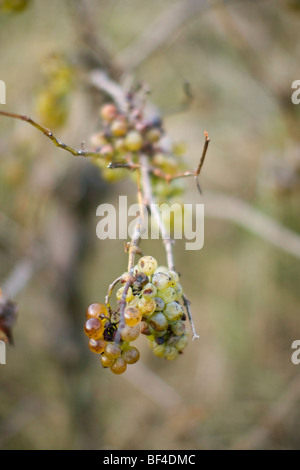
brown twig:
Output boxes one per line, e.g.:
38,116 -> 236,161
0,110 -> 101,158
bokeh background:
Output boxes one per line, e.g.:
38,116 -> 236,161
1,0 -> 300,450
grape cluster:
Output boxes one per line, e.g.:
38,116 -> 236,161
90,102 -> 187,196
84,255 -> 188,374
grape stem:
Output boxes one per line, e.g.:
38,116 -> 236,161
105,276 -> 123,315
139,154 -> 199,340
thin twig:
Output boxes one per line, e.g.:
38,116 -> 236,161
183,294 -> 200,341
140,154 -> 199,339
105,276 -> 123,315
0,110 -> 101,158
140,154 -> 175,271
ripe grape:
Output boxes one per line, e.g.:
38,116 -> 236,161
138,297 -> 156,317
157,287 -> 177,304
138,256 -> 158,276
141,282 -> 157,298
122,346 -> 140,364
110,357 -> 127,374
124,306 -> 142,326
125,130 -> 143,152
116,286 -> 134,302
152,272 -> 172,291
111,118 -> 127,136
149,312 -> 168,332
163,301 -> 183,321
175,334 -> 188,351
146,128 -> 161,143
104,342 -> 121,359
100,354 -> 115,368
140,320 -> 151,335
86,302 -> 108,319
170,320 -> 186,336
152,343 -> 166,358
84,318 -> 104,339
89,338 -> 106,354
174,283 -> 183,299
120,323 -> 141,342
100,103 -> 117,122
168,270 -> 179,286
153,266 -> 169,275
154,296 -> 165,312
164,345 -> 178,360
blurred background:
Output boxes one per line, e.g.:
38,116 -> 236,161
0,0 -> 300,450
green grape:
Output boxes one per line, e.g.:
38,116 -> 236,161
122,346 -> 140,364
114,138 -> 126,153
170,320 -> 186,336
100,103 -> 117,122
174,283 -> 183,299
110,357 -> 127,374
138,256 -> 158,276
104,342 -> 121,359
149,312 -> 168,332
120,323 -> 141,342
146,127 -> 161,143
175,333 -> 188,351
164,345 -> 179,360
154,296 -> 165,312
147,335 -> 156,349
153,266 -> 169,275
148,325 -> 168,338
124,306 -> 142,326
152,343 -> 166,358
84,318 -> 104,339
111,118 -> 127,136
157,287 -> 177,304
163,301 -> 183,321
125,130 -> 143,152
141,282 -> 157,298
168,270 -> 179,286
152,272 -> 172,291
138,297 -> 156,317
100,354 -> 115,368
116,286 -> 134,302
89,338 -> 106,354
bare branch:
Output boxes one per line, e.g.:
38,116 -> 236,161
0,110 -> 101,158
